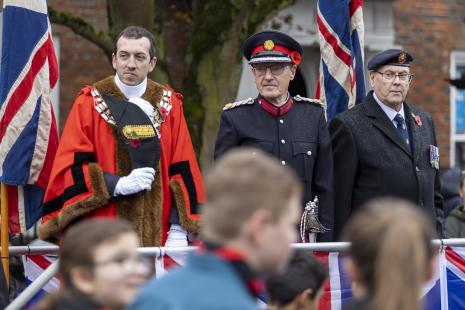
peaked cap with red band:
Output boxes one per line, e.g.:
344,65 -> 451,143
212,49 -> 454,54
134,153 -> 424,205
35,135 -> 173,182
243,30 -> 303,65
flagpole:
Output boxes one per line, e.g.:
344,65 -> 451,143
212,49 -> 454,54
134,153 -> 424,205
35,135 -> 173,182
0,183 -> 9,287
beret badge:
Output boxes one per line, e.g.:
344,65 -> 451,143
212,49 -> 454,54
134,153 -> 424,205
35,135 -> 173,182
398,52 -> 407,64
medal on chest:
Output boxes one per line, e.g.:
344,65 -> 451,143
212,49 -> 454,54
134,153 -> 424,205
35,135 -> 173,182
429,145 -> 439,170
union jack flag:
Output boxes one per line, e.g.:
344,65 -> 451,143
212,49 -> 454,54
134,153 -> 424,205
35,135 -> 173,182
316,0 -> 365,120
314,252 -> 352,309
439,246 -> 465,309
0,0 -> 59,234
23,250 -> 59,306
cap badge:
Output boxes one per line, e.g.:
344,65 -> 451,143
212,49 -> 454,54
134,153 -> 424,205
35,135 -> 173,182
398,52 -> 407,64
264,40 -> 275,51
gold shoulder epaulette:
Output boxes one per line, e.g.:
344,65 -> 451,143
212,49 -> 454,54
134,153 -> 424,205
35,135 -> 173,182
223,98 -> 254,111
293,95 -> 322,105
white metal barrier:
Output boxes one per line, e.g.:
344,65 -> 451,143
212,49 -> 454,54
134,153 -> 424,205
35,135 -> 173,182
5,239 -> 465,310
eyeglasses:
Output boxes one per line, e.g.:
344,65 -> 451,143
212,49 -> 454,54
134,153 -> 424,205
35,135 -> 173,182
374,71 -> 414,83
94,254 -> 149,271
252,64 -> 289,76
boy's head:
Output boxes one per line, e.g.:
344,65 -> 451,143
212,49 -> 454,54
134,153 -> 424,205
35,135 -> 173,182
265,250 -> 327,310
202,148 -> 302,276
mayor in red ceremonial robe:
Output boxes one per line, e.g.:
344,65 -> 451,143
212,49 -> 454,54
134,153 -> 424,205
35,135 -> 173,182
39,26 -> 204,246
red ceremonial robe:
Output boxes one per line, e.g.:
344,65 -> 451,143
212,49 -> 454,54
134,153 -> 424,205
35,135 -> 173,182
39,76 -> 204,246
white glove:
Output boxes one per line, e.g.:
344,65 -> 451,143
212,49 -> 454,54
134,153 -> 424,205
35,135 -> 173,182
129,97 -> 155,117
165,224 -> 188,247
114,167 -> 155,196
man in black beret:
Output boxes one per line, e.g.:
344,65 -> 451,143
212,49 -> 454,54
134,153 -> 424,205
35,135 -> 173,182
214,30 -> 334,242
329,49 -> 444,239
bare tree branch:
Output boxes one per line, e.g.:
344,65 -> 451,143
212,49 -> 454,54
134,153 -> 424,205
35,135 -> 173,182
107,0 -> 155,34
48,5 -> 114,63
247,0 -> 297,34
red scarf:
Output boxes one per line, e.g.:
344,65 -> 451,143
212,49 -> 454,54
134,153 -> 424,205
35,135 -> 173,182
200,243 -> 264,298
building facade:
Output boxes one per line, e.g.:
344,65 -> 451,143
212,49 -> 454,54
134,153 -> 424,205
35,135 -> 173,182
2,0 -> 463,168
237,0 -> 465,169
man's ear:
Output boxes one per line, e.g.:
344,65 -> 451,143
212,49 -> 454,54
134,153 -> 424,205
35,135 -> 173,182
368,71 -> 376,88
297,288 -> 313,305
148,57 -> 157,73
289,65 -> 297,80
70,267 -> 95,295
112,53 -> 117,70
243,208 -> 272,245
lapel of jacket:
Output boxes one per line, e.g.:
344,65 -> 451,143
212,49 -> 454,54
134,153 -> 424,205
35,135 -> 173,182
404,104 -> 422,163
363,92 -> 413,158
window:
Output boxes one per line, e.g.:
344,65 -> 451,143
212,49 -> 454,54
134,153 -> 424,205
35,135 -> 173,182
450,51 -> 465,169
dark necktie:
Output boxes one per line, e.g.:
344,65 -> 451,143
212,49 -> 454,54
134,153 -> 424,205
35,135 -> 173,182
393,113 -> 411,151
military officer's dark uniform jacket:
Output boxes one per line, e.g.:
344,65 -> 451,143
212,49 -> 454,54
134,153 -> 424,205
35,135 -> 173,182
214,95 -> 334,241
329,91 -> 444,239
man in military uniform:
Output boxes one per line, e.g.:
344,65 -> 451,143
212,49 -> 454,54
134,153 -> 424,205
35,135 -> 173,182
329,49 -> 444,239
214,30 -> 334,242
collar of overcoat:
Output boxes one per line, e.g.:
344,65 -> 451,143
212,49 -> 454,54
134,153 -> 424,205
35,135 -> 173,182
363,91 -> 422,162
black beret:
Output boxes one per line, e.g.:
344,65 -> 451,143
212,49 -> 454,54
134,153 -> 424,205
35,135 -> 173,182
243,30 -> 303,65
367,49 -> 414,71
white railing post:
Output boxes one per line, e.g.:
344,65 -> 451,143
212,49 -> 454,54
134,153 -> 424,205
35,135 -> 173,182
6,238 -> 465,307
6,260 -> 59,310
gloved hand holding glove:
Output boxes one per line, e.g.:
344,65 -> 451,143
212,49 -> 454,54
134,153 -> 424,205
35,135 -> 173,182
114,167 -> 155,196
